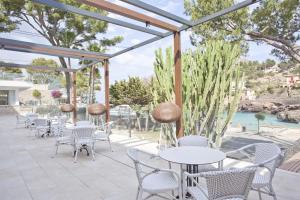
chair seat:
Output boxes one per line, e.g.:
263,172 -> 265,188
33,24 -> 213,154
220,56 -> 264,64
188,186 -> 243,200
93,131 -> 108,141
142,171 -> 178,193
57,136 -> 72,144
75,139 -> 94,146
252,167 -> 271,188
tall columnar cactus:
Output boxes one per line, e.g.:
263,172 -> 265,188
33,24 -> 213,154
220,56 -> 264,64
152,40 -> 243,147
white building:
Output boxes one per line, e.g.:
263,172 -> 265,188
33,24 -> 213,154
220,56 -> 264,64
0,80 -> 32,105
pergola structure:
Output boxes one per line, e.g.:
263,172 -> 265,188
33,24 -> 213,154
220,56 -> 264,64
0,0 -> 259,137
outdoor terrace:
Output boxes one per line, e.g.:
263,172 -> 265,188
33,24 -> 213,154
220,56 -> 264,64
1,115 -> 299,200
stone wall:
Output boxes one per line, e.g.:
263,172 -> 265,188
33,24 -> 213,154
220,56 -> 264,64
19,84 -> 54,105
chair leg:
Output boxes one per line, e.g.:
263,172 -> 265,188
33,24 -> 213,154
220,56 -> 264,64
91,145 -> 95,161
74,147 -> 79,163
108,138 -> 112,152
137,188 -> 143,200
269,185 -> 277,200
257,189 -> 263,200
136,187 -> 140,200
55,143 -> 59,155
178,186 -> 183,200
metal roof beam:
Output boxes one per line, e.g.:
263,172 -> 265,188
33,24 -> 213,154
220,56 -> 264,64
119,0 -> 193,26
111,0 -> 259,58
110,32 -> 172,58
0,38 -> 108,61
33,0 -> 165,37
77,0 -> 179,32
0,62 -> 76,72
77,60 -> 101,71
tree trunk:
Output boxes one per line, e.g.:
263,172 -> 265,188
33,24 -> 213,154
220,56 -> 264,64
257,120 -> 260,134
59,57 -> 71,103
91,66 -> 95,102
86,67 -> 93,120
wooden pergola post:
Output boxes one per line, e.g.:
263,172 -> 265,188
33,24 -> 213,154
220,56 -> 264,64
104,59 -> 110,122
72,71 -> 77,124
174,31 -> 183,138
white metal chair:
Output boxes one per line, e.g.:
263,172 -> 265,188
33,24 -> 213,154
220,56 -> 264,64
226,143 -> 283,200
127,148 -> 182,200
50,116 -> 68,136
178,135 -> 218,172
51,116 -> 74,157
33,118 -> 49,137
25,113 -> 38,129
16,115 -> 26,128
73,127 -> 95,162
184,168 -> 256,200
93,121 -> 114,152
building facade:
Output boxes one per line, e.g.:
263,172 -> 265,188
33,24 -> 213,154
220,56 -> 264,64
0,80 -> 32,105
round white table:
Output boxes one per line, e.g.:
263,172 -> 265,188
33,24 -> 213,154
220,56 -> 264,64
159,146 -> 226,166
159,146 -> 226,198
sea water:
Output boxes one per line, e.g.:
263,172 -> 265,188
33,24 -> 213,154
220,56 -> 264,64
231,112 -> 300,131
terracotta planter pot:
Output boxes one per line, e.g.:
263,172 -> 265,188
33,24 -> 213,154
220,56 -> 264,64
152,102 -> 181,123
88,103 -> 106,115
60,104 -> 74,112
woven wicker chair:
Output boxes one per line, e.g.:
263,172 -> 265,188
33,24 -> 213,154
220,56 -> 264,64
226,143 -> 283,200
73,127 -> 95,162
93,121 -> 114,152
184,168 -> 256,200
127,148 -> 182,200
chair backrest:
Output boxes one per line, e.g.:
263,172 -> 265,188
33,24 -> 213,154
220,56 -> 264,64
178,135 -> 208,147
34,118 -> 48,126
27,114 -> 38,121
51,117 -> 67,137
73,127 -> 94,142
127,148 -> 144,185
202,168 -> 256,200
76,120 -> 93,126
254,143 -> 281,173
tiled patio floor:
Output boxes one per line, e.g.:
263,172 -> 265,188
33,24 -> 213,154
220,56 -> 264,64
0,115 -> 300,200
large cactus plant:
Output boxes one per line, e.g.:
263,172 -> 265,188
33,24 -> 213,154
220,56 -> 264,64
152,40 -> 243,147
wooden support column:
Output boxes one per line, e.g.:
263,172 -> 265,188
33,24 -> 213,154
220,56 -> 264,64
104,59 -> 110,122
174,31 -> 183,138
72,71 -> 77,124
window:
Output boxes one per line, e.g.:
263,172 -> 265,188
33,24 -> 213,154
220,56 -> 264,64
0,90 -> 9,105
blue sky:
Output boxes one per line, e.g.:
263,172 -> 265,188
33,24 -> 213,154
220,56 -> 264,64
0,0 -> 276,87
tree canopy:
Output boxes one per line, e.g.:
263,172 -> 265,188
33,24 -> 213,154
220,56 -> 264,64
110,77 -> 153,107
28,58 -> 60,84
184,0 -> 300,62
0,0 -> 123,102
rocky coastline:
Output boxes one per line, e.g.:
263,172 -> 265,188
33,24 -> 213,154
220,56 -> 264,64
239,98 -> 300,123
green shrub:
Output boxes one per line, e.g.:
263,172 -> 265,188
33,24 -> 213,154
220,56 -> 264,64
267,86 -> 274,94
35,105 -> 60,116
32,89 -> 41,99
